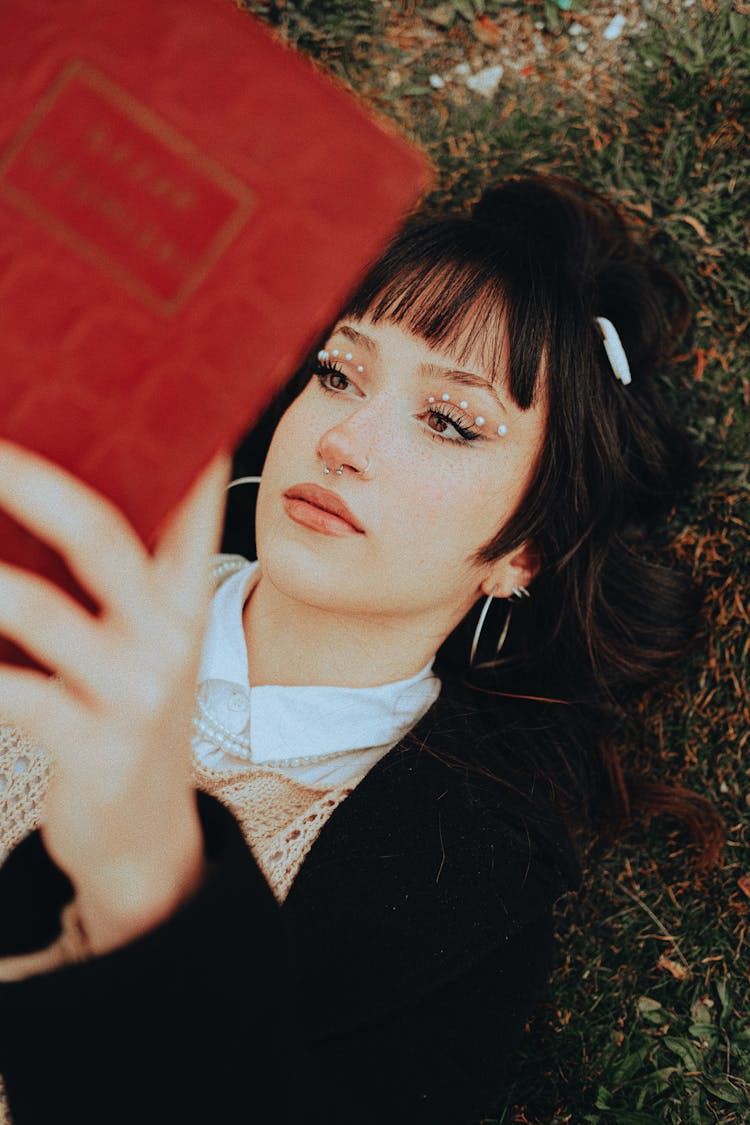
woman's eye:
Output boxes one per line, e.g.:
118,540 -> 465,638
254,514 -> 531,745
425,407 -> 481,445
314,362 -> 354,394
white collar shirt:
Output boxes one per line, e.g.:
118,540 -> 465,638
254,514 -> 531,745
193,559 -> 441,790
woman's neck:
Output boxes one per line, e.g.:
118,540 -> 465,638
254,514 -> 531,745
242,570 -> 441,688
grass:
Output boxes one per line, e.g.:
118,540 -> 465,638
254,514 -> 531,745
240,1 -> 749,1120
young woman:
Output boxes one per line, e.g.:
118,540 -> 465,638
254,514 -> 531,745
0,176 -> 720,1124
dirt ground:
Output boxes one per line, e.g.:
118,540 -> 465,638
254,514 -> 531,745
345,0 -> 718,108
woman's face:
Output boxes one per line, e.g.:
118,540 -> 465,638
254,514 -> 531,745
255,315 -> 547,644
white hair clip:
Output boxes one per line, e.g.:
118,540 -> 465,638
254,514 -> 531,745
595,316 -> 632,386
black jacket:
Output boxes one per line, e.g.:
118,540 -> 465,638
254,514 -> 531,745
0,689 -> 579,1125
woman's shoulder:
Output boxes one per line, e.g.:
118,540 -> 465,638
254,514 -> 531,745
290,680 -> 580,924
401,685 -> 581,891
283,683 -> 579,1030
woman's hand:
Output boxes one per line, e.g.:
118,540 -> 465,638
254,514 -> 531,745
0,442 -> 230,953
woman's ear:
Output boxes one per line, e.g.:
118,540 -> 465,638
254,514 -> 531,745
480,541 -> 540,599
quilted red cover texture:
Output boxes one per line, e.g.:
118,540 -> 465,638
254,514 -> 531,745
0,0 -> 430,662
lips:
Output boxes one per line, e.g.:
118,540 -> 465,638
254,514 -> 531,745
283,483 -> 365,533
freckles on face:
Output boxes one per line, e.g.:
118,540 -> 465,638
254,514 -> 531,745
256,316 -> 546,618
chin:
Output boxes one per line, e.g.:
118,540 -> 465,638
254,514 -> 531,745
257,534 -> 363,612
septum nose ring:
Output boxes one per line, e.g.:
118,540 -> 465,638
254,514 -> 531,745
321,457 -> 371,477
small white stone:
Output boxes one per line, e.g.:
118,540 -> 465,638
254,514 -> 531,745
475,416 -> 485,426
569,21 -> 584,35
459,400 -> 468,409
603,13 -> 626,39
357,365 -> 364,373
465,65 -> 504,98
332,349 -> 339,357
429,74 -> 445,90
345,352 -> 353,360
498,423 -> 508,436
442,393 -> 451,401
428,396 -> 435,403
318,350 -> 328,360
453,62 -> 471,77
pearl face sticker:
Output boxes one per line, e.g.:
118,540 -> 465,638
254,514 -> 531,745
319,344 -> 365,375
424,394 -> 509,442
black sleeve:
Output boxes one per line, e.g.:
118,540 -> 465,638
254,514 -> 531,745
0,794 -> 554,1125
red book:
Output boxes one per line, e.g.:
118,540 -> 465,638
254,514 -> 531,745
0,0 -> 431,662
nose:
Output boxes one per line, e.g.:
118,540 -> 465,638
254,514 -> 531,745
317,413 -> 373,479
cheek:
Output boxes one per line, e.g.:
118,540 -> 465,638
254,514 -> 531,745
264,390 -> 321,468
381,458 -> 487,560
396,453 -> 523,562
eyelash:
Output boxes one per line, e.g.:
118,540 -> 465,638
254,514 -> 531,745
314,360 -> 353,395
313,362 -> 482,447
425,403 -> 482,444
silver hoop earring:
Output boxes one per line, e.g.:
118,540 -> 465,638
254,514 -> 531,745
469,586 -> 531,669
226,475 -> 262,491
469,592 -> 496,667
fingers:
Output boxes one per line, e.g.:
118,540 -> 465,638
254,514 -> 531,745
153,452 -> 231,618
0,563 -> 108,695
0,443 -> 228,710
0,441 -> 149,625
0,665 -> 78,749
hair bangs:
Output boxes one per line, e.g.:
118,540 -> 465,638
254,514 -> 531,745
342,223 -> 549,410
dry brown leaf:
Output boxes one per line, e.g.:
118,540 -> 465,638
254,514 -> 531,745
738,874 -> 750,899
472,15 -> 502,47
424,4 -> 455,28
667,213 -> 711,243
658,954 -> 690,980
628,200 -> 654,219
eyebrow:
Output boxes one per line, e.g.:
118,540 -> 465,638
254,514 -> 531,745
335,324 -> 378,355
332,323 -> 507,413
415,363 -> 507,413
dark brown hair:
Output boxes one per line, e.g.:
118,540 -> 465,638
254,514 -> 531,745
227,175 -> 723,869
337,175 -> 723,868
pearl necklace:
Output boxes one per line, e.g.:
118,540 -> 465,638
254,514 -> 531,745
192,694 -> 367,769
199,554 -> 396,769
210,554 -> 251,584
